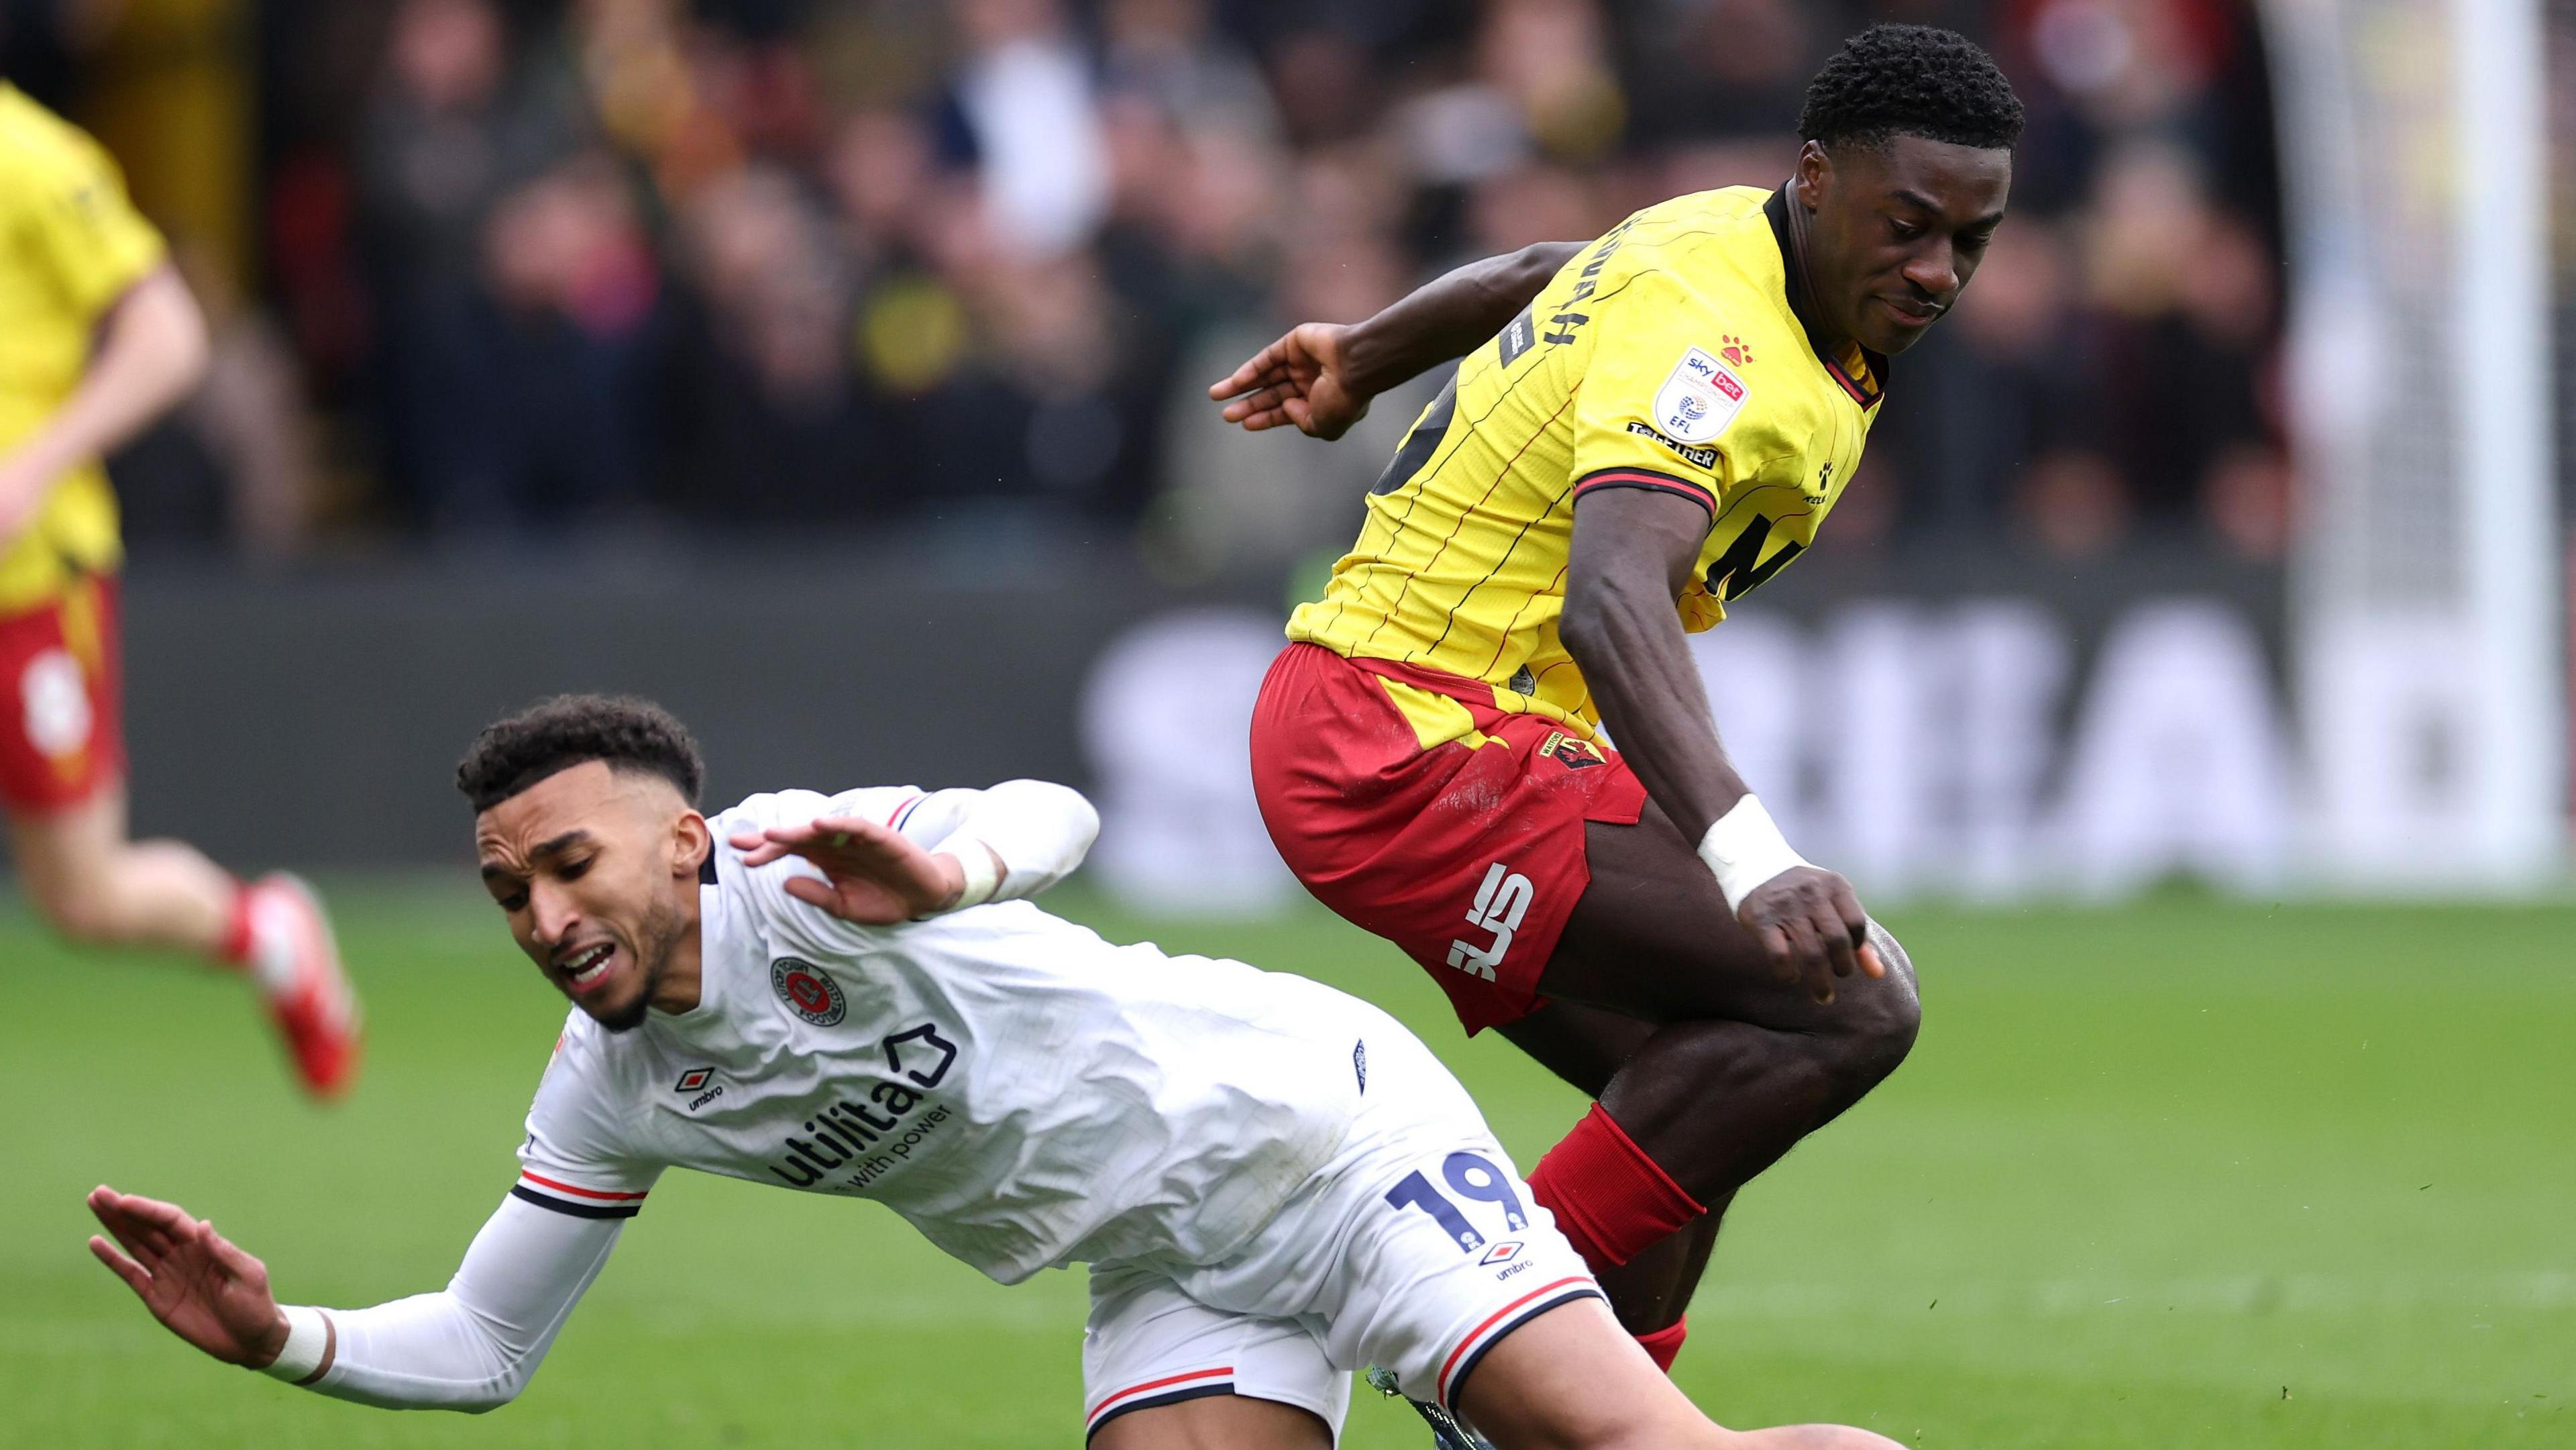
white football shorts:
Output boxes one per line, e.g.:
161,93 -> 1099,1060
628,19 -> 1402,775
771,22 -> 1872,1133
1081,1005 -> 1602,1441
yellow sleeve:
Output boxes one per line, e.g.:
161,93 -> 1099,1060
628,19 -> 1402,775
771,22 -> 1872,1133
9,134 -> 166,322
1566,268 -> 1750,517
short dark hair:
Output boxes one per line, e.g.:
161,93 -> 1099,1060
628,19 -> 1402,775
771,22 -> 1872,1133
1799,23 -> 2025,154
456,694 -> 704,813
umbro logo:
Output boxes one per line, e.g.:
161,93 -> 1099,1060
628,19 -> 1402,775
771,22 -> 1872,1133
675,1067 -> 722,1111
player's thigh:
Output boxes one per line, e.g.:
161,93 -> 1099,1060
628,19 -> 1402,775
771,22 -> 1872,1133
1451,1294 -> 1720,1449
1495,999 -> 1659,1098
1083,1263 -> 1346,1446
1546,798 -> 1919,1033
7,779 -> 127,905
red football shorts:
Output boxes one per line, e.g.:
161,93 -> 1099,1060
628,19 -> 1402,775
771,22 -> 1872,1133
1250,642 -> 1646,1034
0,573 -> 125,815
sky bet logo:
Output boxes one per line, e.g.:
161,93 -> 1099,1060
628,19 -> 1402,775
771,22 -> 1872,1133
1447,864 -> 1534,982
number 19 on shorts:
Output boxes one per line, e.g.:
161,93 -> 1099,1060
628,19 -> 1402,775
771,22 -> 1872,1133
1385,1151 -> 1528,1253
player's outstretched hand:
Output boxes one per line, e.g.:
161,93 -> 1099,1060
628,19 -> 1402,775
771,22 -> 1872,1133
1208,322 -> 1371,440
87,1186 -> 290,1369
728,815 -> 966,924
1737,866 -> 1884,1004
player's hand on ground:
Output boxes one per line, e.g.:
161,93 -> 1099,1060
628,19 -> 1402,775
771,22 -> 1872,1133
727,815 -> 964,923
87,1186 -> 290,1368
1208,323 -> 1371,439
1737,866 -> 1884,1003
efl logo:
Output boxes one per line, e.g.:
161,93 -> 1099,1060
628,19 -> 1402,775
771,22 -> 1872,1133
1446,864 -> 1534,982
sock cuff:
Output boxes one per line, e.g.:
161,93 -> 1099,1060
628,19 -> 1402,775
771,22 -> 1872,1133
1635,1318 -> 1689,1373
1527,1104 -> 1706,1269
217,880 -> 258,966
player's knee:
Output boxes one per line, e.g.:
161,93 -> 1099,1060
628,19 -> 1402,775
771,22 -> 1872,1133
1823,933 -> 1921,1084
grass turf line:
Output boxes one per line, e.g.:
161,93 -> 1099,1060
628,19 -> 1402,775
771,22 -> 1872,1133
5,886 -> 2568,1447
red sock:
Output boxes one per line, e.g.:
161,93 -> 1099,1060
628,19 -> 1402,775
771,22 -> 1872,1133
215,881 -> 258,968
1635,1318 -> 1688,1372
1525,1104 -> 1705,1272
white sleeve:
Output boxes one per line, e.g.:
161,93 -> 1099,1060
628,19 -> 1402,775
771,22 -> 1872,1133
847,780 -> 1101,905
286,1192 -> 625,1412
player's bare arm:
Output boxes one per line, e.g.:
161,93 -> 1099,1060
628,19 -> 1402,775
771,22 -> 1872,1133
0,266 -> 206,540
1561,488 -> 1880,994
1209,241 -> 1582,439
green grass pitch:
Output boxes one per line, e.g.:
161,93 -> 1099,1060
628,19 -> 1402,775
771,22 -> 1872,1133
5,884 -> 2569,1447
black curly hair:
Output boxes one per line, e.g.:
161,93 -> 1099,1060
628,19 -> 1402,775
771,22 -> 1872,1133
1799,23 -> 2024,154
457,694 -> 704,812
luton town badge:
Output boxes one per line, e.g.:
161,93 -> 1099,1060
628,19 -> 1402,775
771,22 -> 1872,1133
771,958 -> 847,1027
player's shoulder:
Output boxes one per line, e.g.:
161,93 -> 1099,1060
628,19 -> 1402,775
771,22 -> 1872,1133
706,784 -> 926,957
712,784 -> 927,835
1605,187 -> 1772,266
1574,191 -> 1771,317
0,85 -> 112,184
529,1008 -> 635,1130
1630,184 -> 1774,233
519,1006 -> 663,1189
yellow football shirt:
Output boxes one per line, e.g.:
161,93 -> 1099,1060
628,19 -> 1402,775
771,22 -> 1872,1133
0,83 -> 166,613
1288,185 -> 1885,741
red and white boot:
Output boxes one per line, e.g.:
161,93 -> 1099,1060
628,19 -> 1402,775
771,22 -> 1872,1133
238,874 -> 362,1098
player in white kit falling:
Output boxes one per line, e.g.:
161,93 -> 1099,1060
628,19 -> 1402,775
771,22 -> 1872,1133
84,696 -> 1900,1449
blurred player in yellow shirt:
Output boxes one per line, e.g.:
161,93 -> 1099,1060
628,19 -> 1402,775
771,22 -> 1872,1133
0,81 -> 359,1096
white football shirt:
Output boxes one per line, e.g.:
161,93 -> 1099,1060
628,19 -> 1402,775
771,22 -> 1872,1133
513,784 -> 1368,1283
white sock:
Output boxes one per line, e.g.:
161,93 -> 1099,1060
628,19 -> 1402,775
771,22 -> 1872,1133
245,888 -> 305,997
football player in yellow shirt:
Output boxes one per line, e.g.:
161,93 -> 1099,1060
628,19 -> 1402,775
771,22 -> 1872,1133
1214,24 -> 2017,1391
0,83 -> 360,1096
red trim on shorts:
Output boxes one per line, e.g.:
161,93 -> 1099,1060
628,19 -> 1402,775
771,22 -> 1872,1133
1085,1365 -> 1235,1425
1436,1277 -> 1597,1406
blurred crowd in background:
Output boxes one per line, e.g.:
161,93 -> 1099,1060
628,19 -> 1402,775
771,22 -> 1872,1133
0,0 -> 2390,572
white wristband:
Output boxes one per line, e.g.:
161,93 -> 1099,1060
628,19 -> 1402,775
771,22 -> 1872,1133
1695,794 -> 1811,913
941,838 -> 1003,913
259,1304 -> 331,1384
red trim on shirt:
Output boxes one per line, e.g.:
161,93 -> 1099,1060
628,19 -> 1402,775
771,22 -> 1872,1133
517,1171 -> 649,1202
1570,468 -> 1717,516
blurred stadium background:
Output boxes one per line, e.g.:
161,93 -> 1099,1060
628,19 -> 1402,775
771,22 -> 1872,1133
3,0 -> 2570,1445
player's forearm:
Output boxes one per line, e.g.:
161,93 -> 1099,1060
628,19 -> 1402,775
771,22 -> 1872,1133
274,1194 -> 621,1412
1339,242 -> 1582,397
1562,564 -> 1750,843
1,267 -> 207,484
931,779 -> 1100,901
